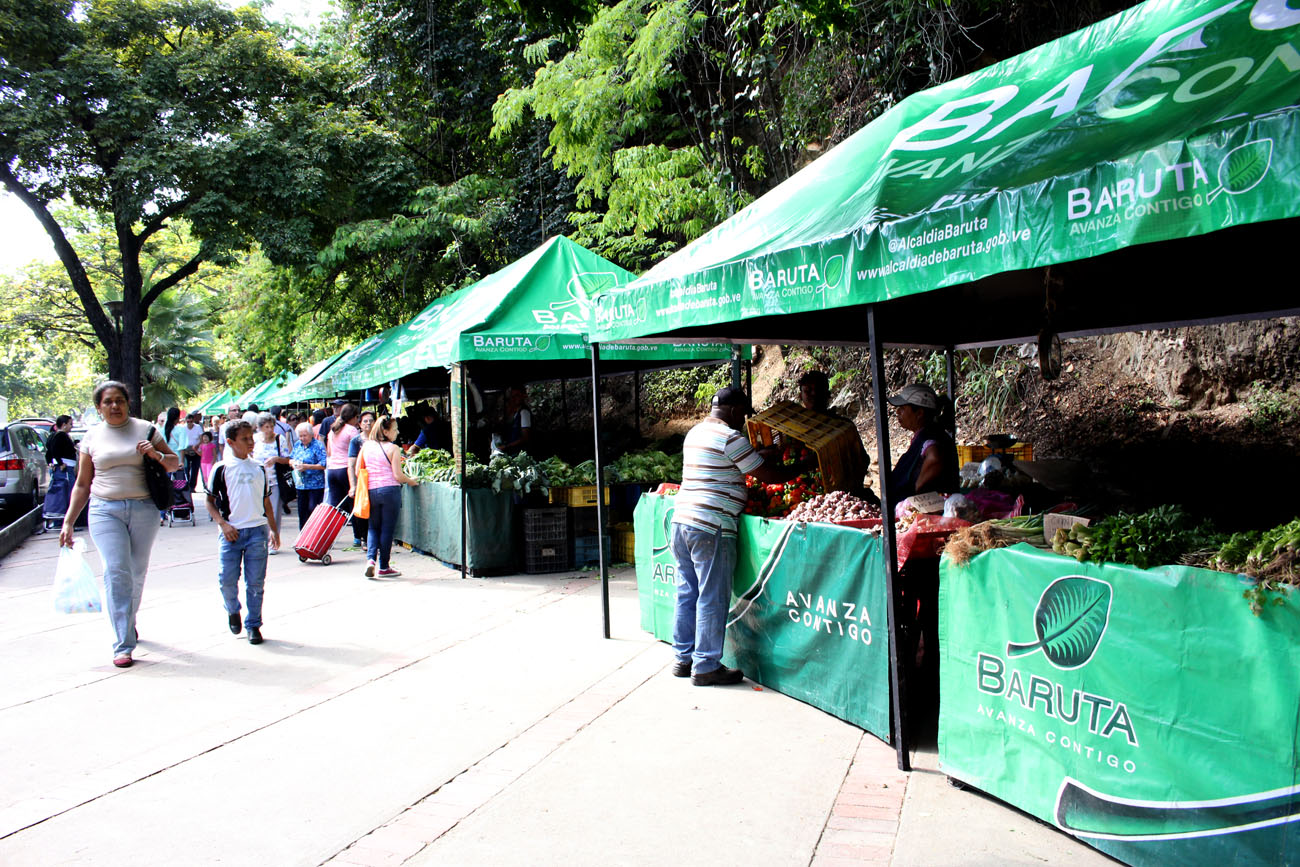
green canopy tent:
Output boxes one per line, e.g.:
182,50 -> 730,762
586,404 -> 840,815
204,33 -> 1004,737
326,235 -> 737,395
235,370 -> 293,410
323,235 -> 737,587
589,0 -> 1300,776
192,388 -> 234,416
258,351 -> 349,407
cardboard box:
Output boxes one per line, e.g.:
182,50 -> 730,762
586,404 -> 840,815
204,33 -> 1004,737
1043,513 -> 1090,544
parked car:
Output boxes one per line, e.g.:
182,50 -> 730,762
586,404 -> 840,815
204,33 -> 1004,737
0,423 -> 49,513
11,417 -> 55,433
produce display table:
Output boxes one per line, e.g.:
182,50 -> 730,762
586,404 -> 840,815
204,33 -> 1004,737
634,493 -> 890,739
394,482 -> 517,572
939,544 -> 1300,867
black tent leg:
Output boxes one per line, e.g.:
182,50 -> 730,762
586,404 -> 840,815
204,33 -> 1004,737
460,363 -> 468,580
745,358 -> 752,398
591,344 -> 611,639
730,345 -> 742,389
869,305 -> 911,772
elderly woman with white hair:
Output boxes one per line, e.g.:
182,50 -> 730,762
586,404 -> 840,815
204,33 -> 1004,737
251,412 -> 291,553
289,420 -> 328,531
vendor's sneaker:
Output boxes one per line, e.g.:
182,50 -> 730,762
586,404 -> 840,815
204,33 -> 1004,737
268,546 -> 279,556
364,561 -> 375,578
691,665 -> 744,686
377,568 -> 402,578
113,652 -> 133,668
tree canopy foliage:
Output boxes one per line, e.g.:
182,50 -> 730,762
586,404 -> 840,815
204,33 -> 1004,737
0,0 -> 411,411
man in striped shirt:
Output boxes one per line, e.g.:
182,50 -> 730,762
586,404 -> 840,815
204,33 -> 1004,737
672,386 -> 806,686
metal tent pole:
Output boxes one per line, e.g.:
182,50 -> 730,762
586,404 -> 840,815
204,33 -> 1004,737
730,345 -> 742,389
745,358 -> 752,398
459,363 -> 468,580
868,305 -> 911,773
561,378 -> 567,429
590,344 -> 611,639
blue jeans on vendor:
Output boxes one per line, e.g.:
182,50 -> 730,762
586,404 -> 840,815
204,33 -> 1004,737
88,496 -> 161,655
670,522 -> 736,676
365,485 -> 402,571
218,524 -> 269,629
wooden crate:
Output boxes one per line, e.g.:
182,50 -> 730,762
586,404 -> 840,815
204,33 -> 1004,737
957,442 -> 1034,465
746,401 -> 866,493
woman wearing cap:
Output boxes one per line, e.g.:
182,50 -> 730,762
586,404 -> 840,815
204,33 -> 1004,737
886,383 -> 959,503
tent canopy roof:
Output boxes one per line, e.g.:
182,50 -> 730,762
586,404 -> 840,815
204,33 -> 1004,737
326,236 -> 734,393
590,0 -> 1300,347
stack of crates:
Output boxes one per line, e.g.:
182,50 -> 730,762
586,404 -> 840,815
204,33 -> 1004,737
746,401 -> 866,493
569,500 -> 603,567
524,507 -> 569,574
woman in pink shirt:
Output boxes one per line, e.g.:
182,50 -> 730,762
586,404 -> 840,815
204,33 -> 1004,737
324,404 -> 360,510
359,415 -> 418,578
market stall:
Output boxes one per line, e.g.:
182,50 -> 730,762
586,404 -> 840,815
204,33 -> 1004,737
940,543 -> 1299,867
635,490 -> 891,738
234,370 -> 293,409
257,350 -> 349,408
586,1 -> 1300,847
320,235 -> 734,576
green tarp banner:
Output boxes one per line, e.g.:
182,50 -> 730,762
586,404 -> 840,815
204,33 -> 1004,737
592,0 -> 1300,342
939,544 -> 1300,867
394,482 -> 517,572
635,494 -> 890,739
329,236 -> 735,392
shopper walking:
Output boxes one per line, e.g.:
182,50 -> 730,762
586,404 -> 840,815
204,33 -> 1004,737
198,432 -> 218,492
183,411 -> 204,491
359,415 -> 419,579
60,381 -> 182,668
289,421 -> 328,531
206,420 -> 279,645
324,404 -> 360,510
252,413 -> 290,554
345,410 -> 375,550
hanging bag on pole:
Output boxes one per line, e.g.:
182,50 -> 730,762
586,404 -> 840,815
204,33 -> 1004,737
353,447 -> 371,519
143,426 -> 174,510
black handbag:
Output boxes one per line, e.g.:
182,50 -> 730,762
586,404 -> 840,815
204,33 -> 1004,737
274,435 -> 295,499
143,426 -> 173,510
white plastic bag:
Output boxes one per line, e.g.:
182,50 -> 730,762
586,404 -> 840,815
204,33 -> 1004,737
53,540 -> 101,614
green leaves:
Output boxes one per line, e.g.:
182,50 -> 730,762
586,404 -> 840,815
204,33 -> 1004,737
1006,576 -> 1112,669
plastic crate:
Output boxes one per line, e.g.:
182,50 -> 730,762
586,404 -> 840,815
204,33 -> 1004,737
548,485 -> 611,507
746,401 -> 866,493
957,442 -> 1034,465
572,534 -> 612,567
524,538 -> 570,573
612,524 -> 635,564
524,507 -> 568,542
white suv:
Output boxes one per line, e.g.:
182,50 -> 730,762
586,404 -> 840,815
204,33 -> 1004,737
0,423 -> 49,513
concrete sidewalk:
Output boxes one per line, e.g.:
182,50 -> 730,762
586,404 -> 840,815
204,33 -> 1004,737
0,505 -> 1113,866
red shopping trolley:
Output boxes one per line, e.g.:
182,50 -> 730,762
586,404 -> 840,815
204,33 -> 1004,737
293,496 -> 352,565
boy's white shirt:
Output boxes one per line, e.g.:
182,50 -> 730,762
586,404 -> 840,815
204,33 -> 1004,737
220,451 -> 269,530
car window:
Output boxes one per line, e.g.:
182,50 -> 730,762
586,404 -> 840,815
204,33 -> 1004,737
13,427 -> 37,455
